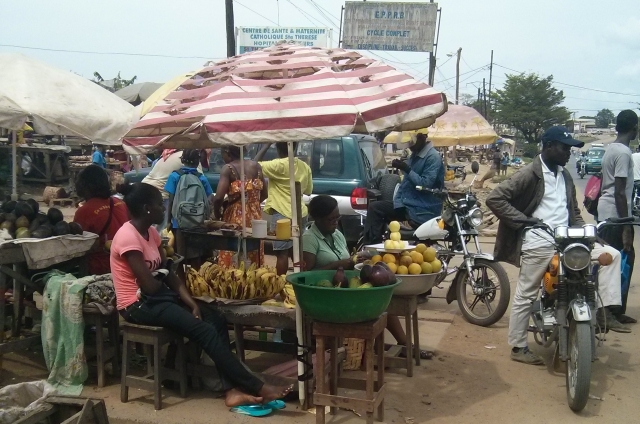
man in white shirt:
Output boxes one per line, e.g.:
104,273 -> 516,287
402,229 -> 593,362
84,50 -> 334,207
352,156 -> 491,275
487,126 -> 627,366
632,145 -> 640,182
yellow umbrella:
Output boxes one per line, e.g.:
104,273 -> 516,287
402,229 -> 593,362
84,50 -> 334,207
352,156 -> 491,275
429,104 -> 497,147
383,128 -> 429,146
139,72 -> 196,117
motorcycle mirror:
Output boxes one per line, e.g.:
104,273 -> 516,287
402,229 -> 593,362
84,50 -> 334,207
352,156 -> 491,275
471,161 -> 480,174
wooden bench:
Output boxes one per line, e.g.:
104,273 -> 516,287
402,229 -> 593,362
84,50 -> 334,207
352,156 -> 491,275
314,314 -> 387,424
120,322 -> 188,410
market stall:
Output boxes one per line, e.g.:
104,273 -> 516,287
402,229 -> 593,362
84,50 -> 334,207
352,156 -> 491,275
0,52 -> 139,200
0,233 -> 97,360
122,41 -> 448,406
0,143 -> 70,185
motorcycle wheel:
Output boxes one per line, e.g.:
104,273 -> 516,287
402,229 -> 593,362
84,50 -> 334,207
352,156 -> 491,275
456,259 -> 510,327
566,320 -> 592,412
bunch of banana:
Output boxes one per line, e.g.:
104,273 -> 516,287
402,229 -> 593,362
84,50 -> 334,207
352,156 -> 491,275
186,266 -> 215,298
281,283 -> 296,309
192,260 -> 288,300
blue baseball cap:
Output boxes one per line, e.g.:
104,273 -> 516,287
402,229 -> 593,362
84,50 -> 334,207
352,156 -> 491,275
541,126 -> 584,148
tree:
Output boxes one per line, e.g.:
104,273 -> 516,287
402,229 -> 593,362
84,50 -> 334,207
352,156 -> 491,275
493,73 -> 570,144
459,92 -> 492,116
92,72 -> 137,92
595,108 -> 615,128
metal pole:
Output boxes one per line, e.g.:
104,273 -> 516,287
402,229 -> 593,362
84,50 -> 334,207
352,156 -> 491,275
430,5 -> 442,87
11,130 -> 17,200
488,50 -> 494,120
225,0 -> 236,57
483,78 -> 487,118
338,6 -> 344,48
455,48 -> 461,105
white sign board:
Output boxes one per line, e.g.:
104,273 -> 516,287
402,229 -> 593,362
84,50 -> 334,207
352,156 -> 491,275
236,27 -> 331,54
342,2 -> 438,53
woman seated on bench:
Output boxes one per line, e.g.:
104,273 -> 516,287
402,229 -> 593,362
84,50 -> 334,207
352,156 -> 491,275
110,181 -> 292,407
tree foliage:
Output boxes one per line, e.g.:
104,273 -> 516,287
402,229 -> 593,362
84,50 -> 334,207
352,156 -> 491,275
92,72 -> 137,92
493,73 -> 570,144
595,108 -> 615,128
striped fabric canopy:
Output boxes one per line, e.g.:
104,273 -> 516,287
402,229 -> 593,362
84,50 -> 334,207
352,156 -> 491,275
123,42 -> 447,151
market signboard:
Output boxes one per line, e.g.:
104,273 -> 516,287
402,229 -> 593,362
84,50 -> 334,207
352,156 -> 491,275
236,27 -> 332,54
342,2 -> 438,53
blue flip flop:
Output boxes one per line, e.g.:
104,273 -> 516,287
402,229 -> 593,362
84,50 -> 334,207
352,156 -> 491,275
265,400 -> 286,410
230,405 -> 273,417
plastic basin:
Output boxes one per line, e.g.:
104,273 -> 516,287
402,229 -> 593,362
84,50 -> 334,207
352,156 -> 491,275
286,270 -> 400,323
355,263 -> 441,296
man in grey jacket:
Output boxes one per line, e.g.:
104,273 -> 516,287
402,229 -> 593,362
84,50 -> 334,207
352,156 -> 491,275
486,126 -> 627,366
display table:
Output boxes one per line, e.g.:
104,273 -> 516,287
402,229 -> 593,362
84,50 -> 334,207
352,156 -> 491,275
0,239 -> 90,363
0,143 -> 70,185
210,303 -> 313,408
182,229 -> 291,267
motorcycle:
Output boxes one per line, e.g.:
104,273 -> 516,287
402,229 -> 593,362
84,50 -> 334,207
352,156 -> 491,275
578,160 -> 587,179
633,181 -> 640,217
514,217 -> 636,412
446,164 -> 467,182
409,164 -> 511,326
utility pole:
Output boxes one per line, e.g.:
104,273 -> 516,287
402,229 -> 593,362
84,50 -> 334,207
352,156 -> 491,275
455,48 -> 462,104
482,78 -> 487,118
487,50 -> 493,120
225,0 -> 235,57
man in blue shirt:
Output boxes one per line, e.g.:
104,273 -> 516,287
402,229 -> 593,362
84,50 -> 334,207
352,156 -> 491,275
91,145 -> 107,168
363,133 -> 445,245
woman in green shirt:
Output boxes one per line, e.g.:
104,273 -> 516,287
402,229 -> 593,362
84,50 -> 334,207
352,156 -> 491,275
302,195 -> 432,360
302,195 -> 353,271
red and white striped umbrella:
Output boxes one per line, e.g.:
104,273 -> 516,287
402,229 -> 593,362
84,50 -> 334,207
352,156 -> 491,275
123,42 -> 447,151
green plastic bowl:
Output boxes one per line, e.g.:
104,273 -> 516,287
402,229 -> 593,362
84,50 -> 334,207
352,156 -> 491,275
286,270 -> 400,324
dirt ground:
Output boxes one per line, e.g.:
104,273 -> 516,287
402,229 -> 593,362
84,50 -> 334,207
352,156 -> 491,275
4,139 -> 640,423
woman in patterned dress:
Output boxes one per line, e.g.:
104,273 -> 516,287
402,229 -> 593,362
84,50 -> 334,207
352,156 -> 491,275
212,146 -> 267,267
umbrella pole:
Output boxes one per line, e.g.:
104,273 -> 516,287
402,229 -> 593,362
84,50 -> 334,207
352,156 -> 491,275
240,146 -> 247,261
11,130 -> 17,200
288,142 -> 305,405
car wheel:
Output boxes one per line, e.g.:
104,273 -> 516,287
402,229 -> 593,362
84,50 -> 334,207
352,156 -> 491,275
378,174 -> 401,203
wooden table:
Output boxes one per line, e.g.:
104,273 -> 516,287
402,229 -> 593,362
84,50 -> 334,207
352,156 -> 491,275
211,303 -> 314,409
0,143 -> 70,185
182,230 -> 291,267
0,244 -> 88,363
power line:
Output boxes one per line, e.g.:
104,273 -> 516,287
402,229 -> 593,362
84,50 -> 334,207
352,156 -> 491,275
286,0 -> 335,30
0,43 -> 217,60
437,64 -> 490,84
493,63 -> 640,97
308,0 -> 341,21
234,0 -> 280,26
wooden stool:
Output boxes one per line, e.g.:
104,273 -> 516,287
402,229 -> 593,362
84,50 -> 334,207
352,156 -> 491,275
120,322 -> 188,410
384,295 -> 420,377
83,307 -> 120,388
313,313 -> 387,424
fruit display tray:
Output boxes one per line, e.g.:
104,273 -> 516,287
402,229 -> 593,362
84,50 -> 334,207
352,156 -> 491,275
364,242 -> 415,253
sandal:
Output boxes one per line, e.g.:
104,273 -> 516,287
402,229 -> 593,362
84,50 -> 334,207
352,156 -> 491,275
398,344 -> 434,360
230,405 -> 273,417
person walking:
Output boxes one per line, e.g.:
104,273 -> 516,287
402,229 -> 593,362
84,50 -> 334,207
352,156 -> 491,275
597,110 -> 639,324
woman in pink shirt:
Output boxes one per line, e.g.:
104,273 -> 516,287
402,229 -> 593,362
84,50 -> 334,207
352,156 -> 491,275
110,182 -> 292,407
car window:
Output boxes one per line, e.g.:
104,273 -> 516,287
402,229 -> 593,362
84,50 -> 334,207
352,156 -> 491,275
359,140 -> 387,177
311,139 -> 344,177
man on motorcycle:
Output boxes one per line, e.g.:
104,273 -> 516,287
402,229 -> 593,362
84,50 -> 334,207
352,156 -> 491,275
486,126 -> 628,366
362,133 -> 445,245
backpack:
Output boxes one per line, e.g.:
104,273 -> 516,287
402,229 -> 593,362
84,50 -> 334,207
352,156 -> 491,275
583,174 -> 602,216
171,170 -> 209,229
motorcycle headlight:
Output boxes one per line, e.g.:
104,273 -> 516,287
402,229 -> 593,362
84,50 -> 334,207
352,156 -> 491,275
562,243 -> 591,271
467,207 -> 484,227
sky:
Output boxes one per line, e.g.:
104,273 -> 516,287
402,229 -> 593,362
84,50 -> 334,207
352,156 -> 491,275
2,0 -> 639,118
